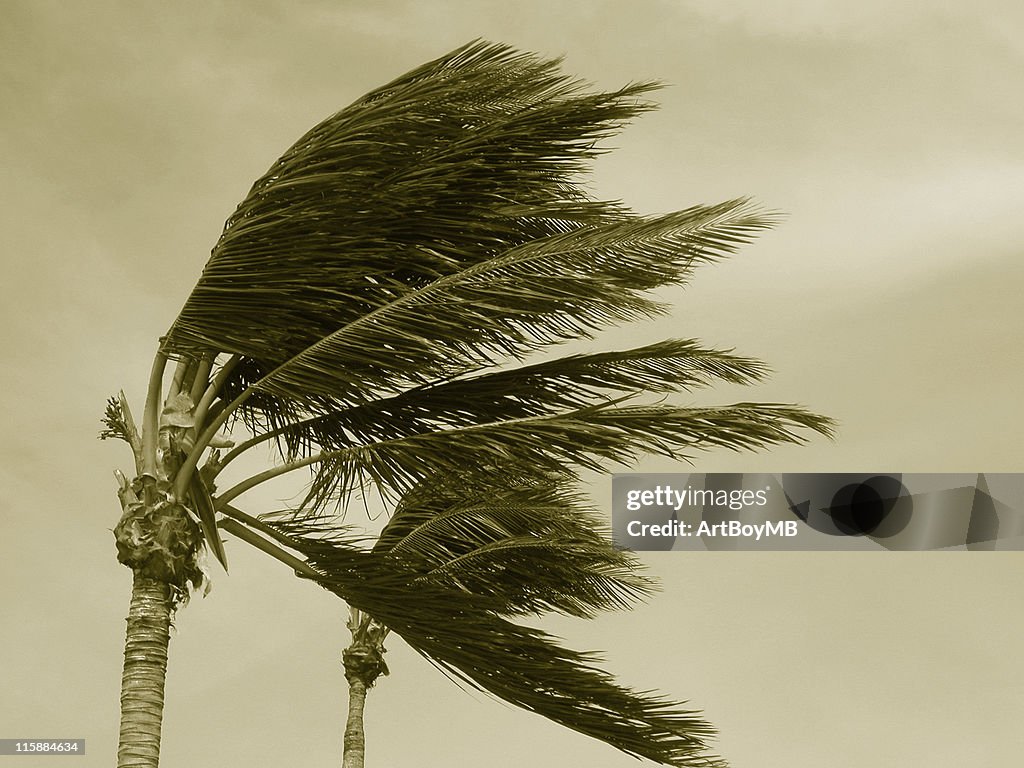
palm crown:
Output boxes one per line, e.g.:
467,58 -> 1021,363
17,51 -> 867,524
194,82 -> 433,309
106,40 -> 832,768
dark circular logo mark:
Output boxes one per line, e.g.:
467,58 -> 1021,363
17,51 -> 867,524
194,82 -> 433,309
824,475 -> 910,536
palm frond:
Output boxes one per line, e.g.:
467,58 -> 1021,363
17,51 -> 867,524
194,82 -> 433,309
162,39 -> 654,368
426,536 -> 652,618
368,477 -> 653,618
220,339 -> 769,461
280,401 -> 834,512
236,200 -> 774,405
187,472 -> 228,571
280,534 -> 726,768
377,476 -> 591,554
159,38 -> 775,419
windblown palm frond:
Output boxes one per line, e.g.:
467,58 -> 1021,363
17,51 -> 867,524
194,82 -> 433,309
212,199 -> 772,406
174,198 -> 773,411
269,529 -> 726,768
266,474 -> 650,618
158,40 -> 777,412
163,39 -> 652,371
214,338 -> 769,461
216,401 -> 831,513
373,476 -> 653,618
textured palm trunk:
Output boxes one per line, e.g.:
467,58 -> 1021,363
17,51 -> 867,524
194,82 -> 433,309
116,572 -> 173,768
342,676 -> 368,768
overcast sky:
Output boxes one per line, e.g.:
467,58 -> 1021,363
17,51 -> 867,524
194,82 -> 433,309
2,2 -> 1022,767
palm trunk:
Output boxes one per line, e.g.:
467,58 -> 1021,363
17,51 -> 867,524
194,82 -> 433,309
116,572 -> 173,768
342,676 -> 368,768
341,609 -> 389,768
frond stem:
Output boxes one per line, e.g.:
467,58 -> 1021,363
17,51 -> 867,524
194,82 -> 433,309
141,350 -> 168,487
117,390 -> 143,474
218,502 -> 305,551
165,358 -> 193,405
173,363 -> 250,501
215,451 -> 327,507
217,518 -> 322,580
187,356 -> 213,405
192,355 -> 241,436
214,428 -> 281,474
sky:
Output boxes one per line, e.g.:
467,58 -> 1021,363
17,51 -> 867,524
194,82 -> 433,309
2,1 -> 1023,766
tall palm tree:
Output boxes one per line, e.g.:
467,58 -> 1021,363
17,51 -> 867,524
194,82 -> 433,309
102,40 -> 832,768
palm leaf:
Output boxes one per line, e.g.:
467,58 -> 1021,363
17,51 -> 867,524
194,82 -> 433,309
222,200 -> 774,407
235,401 -> 833,513
278,533 -> 726,768
162,40 -> 654,369
158,39 -> 774,420
187,472 -> 228,571
370,476 -> 654,618
219,338 -> 769,461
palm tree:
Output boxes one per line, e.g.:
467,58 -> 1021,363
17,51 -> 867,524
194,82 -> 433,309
102,40 -> 833,768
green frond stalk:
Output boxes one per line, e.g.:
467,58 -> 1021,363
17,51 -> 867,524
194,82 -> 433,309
140,352 -> 167,489
164,357 -> 193,405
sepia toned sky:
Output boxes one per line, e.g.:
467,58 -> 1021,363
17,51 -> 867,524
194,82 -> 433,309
2,2 -> 1022,766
